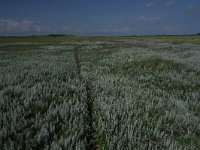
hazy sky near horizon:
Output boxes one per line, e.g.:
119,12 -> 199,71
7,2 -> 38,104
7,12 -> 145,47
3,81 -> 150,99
0,0 -> 200,36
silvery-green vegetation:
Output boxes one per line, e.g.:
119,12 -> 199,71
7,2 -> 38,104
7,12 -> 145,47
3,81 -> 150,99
0,38 -> 200,149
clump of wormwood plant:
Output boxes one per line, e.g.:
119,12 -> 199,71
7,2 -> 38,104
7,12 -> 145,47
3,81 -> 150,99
0,41 -> 200,149
0,46 -> 87,149
88,46 -> 200,149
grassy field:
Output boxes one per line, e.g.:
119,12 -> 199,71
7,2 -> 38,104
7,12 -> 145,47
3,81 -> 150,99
0,36 -> 200,149
0,35 -> 200,45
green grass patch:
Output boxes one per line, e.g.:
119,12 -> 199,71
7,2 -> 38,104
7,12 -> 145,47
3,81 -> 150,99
0,44 -> 39,51
1,35 -> 200,45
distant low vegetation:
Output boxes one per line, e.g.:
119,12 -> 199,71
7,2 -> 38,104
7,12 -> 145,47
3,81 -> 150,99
0,37 -> 200,149
0,34 -> 200,45
47,34 -> 76,37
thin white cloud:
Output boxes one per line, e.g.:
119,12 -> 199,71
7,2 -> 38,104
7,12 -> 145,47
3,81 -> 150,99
0,19 -> 48,33
185,5 -> 200,13
98,26 -> 131,33
163,26 -> 175,33
146,0 -> 156,8
61,26 -> 71,31
165,0 -> 176,7
61,26 -> 82,33
133,16 -> 161,24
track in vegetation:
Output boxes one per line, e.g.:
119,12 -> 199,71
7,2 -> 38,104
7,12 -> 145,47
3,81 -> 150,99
73,47 -> 96,150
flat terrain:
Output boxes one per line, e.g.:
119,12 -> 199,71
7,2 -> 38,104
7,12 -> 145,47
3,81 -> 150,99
0,35 -> 200,149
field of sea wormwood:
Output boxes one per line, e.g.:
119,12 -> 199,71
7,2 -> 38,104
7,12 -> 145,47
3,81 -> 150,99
0,37 -> 200,150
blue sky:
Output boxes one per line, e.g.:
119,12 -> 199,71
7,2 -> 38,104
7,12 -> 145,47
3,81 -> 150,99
0,0 -> 200,36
